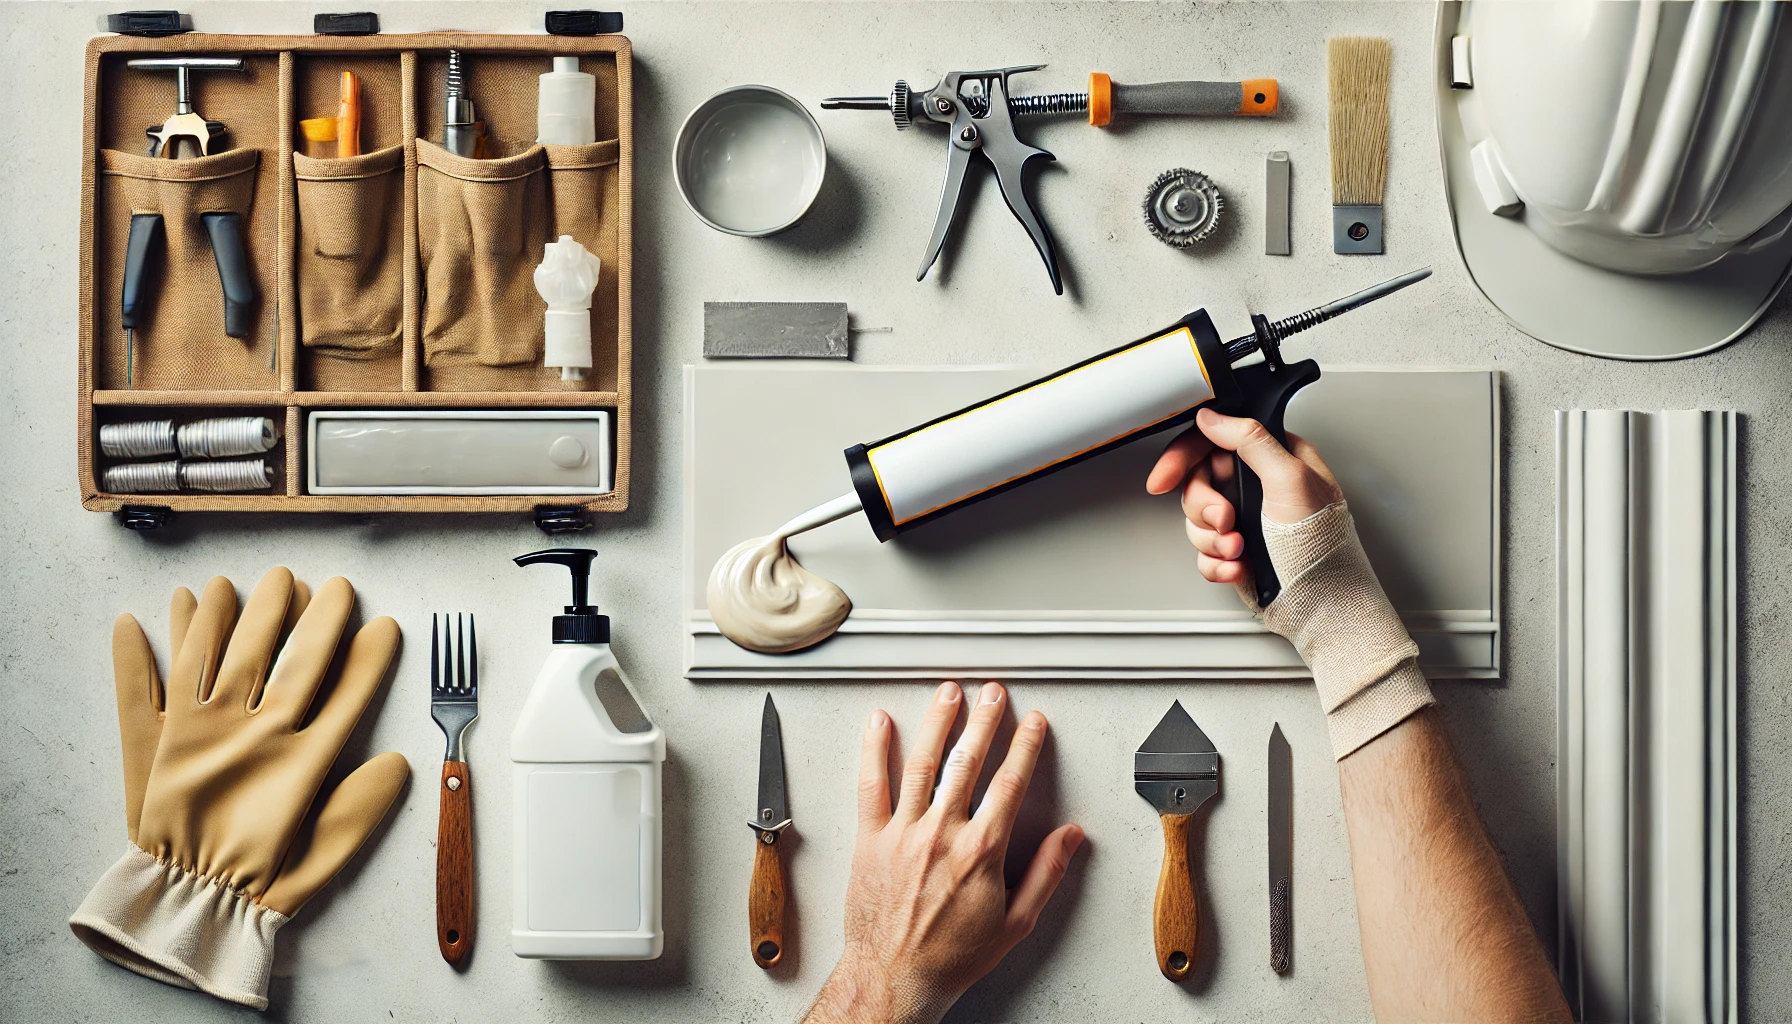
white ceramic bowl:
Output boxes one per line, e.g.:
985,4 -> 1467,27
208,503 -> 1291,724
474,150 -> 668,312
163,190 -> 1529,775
675,85 -> 827,237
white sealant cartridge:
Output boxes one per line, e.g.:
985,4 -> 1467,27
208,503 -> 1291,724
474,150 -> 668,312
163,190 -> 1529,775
846,309 -> 1237,540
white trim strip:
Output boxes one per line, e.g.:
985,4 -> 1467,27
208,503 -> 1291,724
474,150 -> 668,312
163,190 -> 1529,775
1556,410 -> 1738,1024
690,612 -> 1497,637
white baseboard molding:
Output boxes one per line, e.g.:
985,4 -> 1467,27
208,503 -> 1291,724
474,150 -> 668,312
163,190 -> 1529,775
687,610 -> 1498,680
1556,410 -> 1738,1023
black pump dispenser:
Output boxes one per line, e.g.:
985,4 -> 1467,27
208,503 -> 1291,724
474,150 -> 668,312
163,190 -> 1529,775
515,548 -> 610,644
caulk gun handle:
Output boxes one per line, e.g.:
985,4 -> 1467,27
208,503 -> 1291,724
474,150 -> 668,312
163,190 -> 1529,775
1221,357 -> 1322,609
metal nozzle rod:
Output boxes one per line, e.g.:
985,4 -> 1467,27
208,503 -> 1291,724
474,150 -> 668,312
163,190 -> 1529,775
1223,267 -> 1432,362
819,96 -> 892,110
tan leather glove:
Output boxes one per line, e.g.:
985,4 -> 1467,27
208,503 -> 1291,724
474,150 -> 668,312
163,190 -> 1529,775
70,568 -> 409,1009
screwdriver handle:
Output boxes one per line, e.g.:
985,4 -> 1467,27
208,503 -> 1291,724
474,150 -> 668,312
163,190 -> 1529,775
122,214 -> 164,330
200,212 -> 255,339
1089,73 -> 1278,126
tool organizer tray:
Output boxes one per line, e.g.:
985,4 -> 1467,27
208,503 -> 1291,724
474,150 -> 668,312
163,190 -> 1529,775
78,32 -> 633,517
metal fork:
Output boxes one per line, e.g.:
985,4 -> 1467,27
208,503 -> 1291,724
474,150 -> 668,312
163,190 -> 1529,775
431,613 -> 477,967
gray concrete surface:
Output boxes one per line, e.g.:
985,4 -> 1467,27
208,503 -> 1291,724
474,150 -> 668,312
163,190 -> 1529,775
3,3 -> 1789,1022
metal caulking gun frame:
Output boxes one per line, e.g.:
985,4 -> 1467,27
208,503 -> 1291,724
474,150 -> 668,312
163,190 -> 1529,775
822,66 -> 1279,295
785,269 -> 1431,608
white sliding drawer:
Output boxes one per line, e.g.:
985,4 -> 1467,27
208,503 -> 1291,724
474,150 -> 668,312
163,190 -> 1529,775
308,411 -> 612,495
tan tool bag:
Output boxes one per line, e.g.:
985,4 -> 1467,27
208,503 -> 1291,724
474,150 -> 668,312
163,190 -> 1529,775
78,32 -> 633,524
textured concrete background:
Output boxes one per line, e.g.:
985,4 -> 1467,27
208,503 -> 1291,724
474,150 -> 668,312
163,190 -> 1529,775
2,2 -> 1789,1022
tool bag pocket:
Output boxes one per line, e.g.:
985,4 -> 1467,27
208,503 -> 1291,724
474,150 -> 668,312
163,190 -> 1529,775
99,148 -> 263,387
417,140 -> 550,368
293,145 -> 404,359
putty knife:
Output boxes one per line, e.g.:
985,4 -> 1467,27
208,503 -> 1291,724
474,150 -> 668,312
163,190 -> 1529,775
1135,700 -> 1219,981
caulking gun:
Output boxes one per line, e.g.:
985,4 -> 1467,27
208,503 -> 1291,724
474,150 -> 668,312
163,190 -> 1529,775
784,268 -> 1432,607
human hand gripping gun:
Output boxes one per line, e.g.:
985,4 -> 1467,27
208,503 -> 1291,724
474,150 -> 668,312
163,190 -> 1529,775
822,66 -> 1278,294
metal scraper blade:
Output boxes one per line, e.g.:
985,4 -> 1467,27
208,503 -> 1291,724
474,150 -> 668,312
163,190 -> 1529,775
1135,700 -> 1220,815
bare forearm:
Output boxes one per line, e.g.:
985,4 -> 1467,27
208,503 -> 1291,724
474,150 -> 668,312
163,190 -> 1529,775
1339,708 -> 1569,1023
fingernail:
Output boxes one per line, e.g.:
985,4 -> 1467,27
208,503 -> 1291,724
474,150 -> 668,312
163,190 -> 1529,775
1202,506 -> 1220,527
869,709 -> 887,729
980,682 -> 1003,705
1197,407 -> 1217,423
1067,826 -> 1086,855
937,681 -> 959,703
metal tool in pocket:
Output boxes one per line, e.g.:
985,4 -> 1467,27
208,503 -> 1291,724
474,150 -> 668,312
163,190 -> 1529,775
121,57 -> 257,385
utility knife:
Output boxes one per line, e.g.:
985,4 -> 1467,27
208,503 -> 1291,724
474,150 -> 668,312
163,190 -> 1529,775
748,693 -> 791,968
1135,700 -> 1220,981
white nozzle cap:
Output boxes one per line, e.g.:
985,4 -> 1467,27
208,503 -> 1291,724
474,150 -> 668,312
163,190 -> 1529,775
554,56 -> 579,74
535,235 -> 602,376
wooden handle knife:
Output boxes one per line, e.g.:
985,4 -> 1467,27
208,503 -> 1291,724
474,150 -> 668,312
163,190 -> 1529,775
749,829 -> 787,968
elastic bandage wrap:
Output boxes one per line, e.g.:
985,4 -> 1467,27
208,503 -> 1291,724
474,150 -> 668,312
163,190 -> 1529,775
1254,502 -> 1433,759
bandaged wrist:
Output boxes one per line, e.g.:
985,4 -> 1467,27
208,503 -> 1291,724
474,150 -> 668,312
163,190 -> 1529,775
1256,502 -> 1434,759
69,844 -> 287,1010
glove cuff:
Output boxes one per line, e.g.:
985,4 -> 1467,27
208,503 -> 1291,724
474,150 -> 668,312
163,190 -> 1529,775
69,844 -> 288,1010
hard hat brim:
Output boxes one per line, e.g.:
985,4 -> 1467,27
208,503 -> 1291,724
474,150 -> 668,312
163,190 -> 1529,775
1434,2 -> 1792,362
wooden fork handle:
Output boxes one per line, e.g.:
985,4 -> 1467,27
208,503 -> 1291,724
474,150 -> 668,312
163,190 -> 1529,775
749,829 -> 787,968
1154,812 -> 1198,981
437,761 -> 473,966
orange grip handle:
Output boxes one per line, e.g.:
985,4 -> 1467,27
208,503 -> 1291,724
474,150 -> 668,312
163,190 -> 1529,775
1239,78 -> 1278,116
337,71 -> 362,157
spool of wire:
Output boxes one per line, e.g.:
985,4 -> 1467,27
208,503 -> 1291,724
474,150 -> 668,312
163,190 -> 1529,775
102,457 -> 273,494
103,459 -> 182,493
99,420 -> 177,459
183,458 -> 275,492
177,416 -> 281,459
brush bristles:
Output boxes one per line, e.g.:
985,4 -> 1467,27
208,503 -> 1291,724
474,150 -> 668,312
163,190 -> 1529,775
1328,36 -> 1391,206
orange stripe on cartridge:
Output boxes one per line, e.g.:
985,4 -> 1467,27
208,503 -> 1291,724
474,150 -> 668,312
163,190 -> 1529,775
1239,78 -> 1278,116
1088,72 -> 1113,127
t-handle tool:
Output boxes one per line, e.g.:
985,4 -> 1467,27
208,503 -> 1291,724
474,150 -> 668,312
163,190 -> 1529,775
128,57 -> 243,158
121,57 -> 257,382
823,65 -> 1279,292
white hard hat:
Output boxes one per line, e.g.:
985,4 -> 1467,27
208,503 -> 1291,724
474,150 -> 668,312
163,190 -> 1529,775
1437,0 -> 1792,359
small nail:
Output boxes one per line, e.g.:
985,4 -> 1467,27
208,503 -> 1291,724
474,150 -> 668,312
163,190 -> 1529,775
869,709 -> 887,728
1066,826 -> 1086,855
937,681 -> 959,703
980,682 -> 1003,705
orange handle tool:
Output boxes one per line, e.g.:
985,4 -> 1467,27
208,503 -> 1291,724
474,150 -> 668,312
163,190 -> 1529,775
1087,72 -> 1278,127
337,71 -> 361,157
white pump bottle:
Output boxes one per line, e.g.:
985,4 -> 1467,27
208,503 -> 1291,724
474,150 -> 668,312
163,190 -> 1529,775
510,548 -> 664,960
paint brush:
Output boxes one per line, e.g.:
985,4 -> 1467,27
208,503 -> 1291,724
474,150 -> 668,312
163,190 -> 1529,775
1328,37 -> 1391,254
